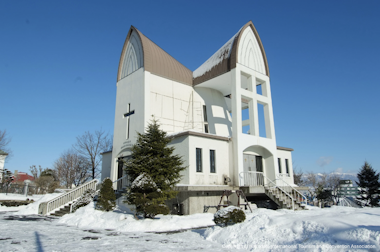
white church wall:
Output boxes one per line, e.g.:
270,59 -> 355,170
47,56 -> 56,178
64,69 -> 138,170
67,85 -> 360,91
111,68 -> 145,182
148,73 -> 203,133
188,136 -> 230,186
101,151 -> 112,182
276,149 -> 294,185
193,87 -> 232,137
167,135 -> 190,184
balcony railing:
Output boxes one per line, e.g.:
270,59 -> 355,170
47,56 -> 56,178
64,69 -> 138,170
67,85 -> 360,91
239,171 -> 265,186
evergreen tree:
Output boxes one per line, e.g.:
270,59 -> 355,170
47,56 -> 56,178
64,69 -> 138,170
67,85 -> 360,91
124,118 -> 186,216
356,162 -> 380,207
96,178 -> 116,211
316,183 -> 332,207
127,173 -> 169,218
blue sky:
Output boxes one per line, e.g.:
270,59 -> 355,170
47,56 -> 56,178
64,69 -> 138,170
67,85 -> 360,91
1,1 -> 379,175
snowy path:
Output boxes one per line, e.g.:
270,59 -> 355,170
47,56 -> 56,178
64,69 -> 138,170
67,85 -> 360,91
0,213 -> 238,252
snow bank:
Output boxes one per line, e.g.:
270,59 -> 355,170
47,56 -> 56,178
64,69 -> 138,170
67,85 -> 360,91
0,193 -> 43,201
59,202 -> 215,233
0,193 -> 51,213
9,193 -> 63,215
203,206 -> 380,251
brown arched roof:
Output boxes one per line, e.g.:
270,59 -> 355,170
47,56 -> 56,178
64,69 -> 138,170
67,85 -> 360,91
117,26 -> 193,85
193,21 -> 269,85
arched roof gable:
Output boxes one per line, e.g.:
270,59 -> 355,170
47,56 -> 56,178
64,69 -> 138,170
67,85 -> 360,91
193,21 -> 269,85
117,26 -> 193,85
233,21 -> 269,76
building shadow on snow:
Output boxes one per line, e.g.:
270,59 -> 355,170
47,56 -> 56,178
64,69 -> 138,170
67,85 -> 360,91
35,231 -> 44,252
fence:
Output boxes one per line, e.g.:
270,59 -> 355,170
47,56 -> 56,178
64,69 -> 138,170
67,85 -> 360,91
0,183 -> 37,195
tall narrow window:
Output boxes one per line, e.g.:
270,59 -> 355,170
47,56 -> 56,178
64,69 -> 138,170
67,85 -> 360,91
210,150 -> 216,173
196,148 -> 202,172
203,105 -> 209,133
285,159 -> 289,174
278,158 -> 282,174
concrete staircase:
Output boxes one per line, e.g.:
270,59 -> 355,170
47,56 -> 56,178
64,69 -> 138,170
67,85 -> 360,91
265,187 -> 306,210
50,204 -> 72,217
38,179 -> 98,216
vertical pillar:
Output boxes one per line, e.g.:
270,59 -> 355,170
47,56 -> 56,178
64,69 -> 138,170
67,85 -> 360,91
231,68 -> 244,186
248,99 -> 258,136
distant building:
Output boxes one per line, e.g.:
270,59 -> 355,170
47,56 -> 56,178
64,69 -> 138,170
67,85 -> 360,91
337,180 -> 359,197
0,150 -> 8,181
12,170 -> 35,184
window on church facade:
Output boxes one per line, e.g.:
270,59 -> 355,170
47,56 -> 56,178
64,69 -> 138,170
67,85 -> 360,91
278,158 -> 282,173
285,159 -> 289,174
203,105 -> 209,133
196,148 -> 202,172
210,150 -> 215,173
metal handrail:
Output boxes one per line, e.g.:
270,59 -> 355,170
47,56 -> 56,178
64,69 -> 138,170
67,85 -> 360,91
112,175 -> 131,191
239,171 -> 296,210
264,176 -> 295,210
38,179 -> 98,215
275,175 -> 308,206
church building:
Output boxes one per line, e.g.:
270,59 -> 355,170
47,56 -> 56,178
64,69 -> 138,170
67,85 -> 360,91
102,21 -> 297,215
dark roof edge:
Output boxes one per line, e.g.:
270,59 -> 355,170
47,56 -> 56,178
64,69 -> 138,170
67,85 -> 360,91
277,146 -> 294,152
170,131 -> 230,142
101,150 -> 112,155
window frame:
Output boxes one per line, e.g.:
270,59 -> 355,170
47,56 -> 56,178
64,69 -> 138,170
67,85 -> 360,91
203,105 -> 209,133
210,149 -> 216,173
285,159 -> 289,174
196,148 -> 202,172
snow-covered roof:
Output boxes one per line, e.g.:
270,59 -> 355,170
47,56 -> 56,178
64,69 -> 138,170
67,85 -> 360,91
193,21 -> 269,86
193,30 -> 241,79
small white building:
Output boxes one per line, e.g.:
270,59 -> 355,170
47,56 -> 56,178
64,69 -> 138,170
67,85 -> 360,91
0,150 -> 8,181
102,21 -> 298,214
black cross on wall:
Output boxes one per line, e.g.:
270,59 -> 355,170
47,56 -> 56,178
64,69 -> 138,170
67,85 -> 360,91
124,103 -> 135,139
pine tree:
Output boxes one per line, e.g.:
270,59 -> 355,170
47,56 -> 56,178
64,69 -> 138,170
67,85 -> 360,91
316,183 -> 332,207
124,118 -> 186,216
127,173 -> 169,218
356,162 -> 380,207
96,178 -> 116,211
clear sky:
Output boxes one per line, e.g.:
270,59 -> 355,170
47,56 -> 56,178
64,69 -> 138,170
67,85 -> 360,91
1,0 -> 379,175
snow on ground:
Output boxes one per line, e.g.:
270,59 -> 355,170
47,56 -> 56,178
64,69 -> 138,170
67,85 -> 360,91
204,206 -> 380,251
1,193 -> 380,251
58,204 -> 380,251
0,213 -> 231,252
59,202 -> 215,233
0,193 -> 60,213
0,193 -> 43,201
3,193 -> 63,215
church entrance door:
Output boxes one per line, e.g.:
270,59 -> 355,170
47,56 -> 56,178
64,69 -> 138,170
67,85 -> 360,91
243,154 -> 264,186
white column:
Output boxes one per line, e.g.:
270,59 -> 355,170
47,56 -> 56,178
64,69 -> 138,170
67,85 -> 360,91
231,68 -> 244,186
